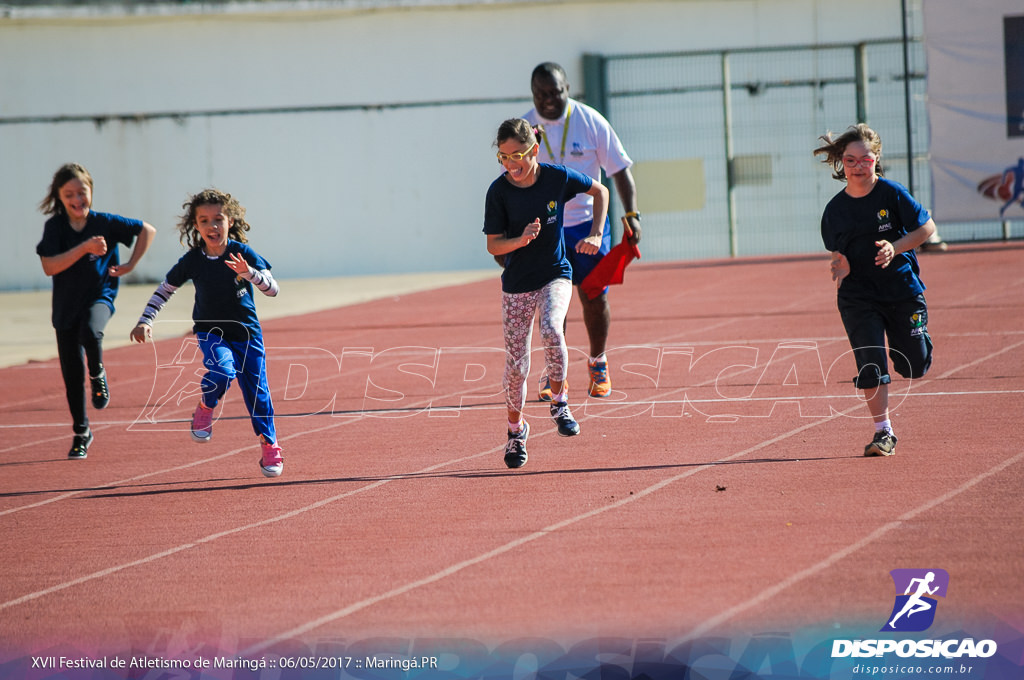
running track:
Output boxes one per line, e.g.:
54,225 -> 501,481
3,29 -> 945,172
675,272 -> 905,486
1,244 -> 1022,677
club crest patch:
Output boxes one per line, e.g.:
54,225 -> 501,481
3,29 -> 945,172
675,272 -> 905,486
909,310 -> 927,336
877,209 -> 892,232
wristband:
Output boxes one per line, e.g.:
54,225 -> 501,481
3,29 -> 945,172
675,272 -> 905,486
624,211 -> 641,221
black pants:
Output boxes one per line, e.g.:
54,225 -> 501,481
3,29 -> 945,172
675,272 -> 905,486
55,302 -> 112,435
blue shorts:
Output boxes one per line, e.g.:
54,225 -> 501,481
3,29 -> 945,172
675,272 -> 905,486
837,293 -> 933,390
563,218 -> 612,287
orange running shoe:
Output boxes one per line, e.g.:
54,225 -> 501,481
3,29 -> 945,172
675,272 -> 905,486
588,359 -> 611,398
538,375 -> 553,402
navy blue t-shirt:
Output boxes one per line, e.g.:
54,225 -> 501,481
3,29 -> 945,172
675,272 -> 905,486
821,177 -> 930,299
36,211 -> 143,330
483,164 -> 592,294
165,240 -> 271,342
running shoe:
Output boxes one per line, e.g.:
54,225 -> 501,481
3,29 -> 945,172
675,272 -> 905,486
190,401 -> 214,443
504,421 -> 530,469
260,437 -> 284,477
588,359 -> 611,398
90,367 -> 109,409
864,430 -> 898,457
538,375 -> 553,402
550,401 -> 580,437
68,429 -> 93,459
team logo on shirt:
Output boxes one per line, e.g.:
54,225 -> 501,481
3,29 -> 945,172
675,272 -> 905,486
546,201 -> 558,225
234,275 -> 249,300
876,209 -> 892,232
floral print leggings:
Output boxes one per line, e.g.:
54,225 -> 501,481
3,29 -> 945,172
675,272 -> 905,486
501,277 -> 573,414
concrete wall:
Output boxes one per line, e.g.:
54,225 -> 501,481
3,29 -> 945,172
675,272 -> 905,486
2,0 -> 907,291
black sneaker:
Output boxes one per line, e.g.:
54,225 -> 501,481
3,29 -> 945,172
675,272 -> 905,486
68,430 -> 93,459
504,421 -> 530,469
550,401 -> 580,437
90,368 -> 109,409
864,429 -> 898,457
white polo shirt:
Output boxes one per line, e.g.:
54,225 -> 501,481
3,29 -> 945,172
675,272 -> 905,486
524,97 -> 633,228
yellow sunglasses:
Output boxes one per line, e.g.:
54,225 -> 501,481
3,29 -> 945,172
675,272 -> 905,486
497,143 -> 538,163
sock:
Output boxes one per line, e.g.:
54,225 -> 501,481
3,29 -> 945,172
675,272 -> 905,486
508,419 -> 524,434
590,354 -> 607,364
552,392 -> 567,404
874,419 -> 892,433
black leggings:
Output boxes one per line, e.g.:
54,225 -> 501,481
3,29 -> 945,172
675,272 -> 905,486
55,302 -> 112,435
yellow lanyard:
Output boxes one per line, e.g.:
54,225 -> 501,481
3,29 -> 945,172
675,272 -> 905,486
541,102 -> 572,163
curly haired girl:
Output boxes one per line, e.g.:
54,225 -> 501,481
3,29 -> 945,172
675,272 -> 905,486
130,189 -> 284,477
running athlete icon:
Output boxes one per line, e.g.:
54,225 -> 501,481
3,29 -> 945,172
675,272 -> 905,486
1000,157 -> 1024,217
888,571 -> 939,628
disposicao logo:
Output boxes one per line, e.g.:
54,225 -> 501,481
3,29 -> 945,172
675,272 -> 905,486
882,568 -> 947,632
831,569 -> 998,660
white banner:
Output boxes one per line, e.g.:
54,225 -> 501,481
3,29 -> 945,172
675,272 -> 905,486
924,1 -> 1024,221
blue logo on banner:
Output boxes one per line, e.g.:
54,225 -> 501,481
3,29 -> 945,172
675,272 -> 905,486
881,568 -> 949,632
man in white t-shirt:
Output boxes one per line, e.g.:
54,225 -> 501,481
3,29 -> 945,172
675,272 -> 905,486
524,61 -> 642,399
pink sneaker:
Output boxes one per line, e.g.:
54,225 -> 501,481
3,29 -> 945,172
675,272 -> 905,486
260,437 -> 284,478
190,401 -> 214,443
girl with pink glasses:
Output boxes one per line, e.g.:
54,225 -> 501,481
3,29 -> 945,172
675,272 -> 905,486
815,124 -> 938,458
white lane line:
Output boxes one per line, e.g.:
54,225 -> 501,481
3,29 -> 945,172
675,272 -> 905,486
1,328 -> 831,609
2,385 -> 1023,434
241,341 -> 1024,649
682,448 -> 1024,640
4,326 -> 1021,645
240,412 -> 840,654
0,430 -> 504,611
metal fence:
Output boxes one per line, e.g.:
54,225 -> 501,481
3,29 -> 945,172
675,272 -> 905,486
584,39 -> 1021,262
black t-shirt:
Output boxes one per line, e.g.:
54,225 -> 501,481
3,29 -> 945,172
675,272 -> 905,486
483,164 -> 591,293
36,211 -> 143,330
165,240 -> 271,342
821,178 -> 930,300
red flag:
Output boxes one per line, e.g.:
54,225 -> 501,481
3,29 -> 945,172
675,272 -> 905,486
580,217 -> 641,299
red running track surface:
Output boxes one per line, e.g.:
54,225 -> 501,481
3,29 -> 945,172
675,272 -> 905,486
1,244 -> 1022,665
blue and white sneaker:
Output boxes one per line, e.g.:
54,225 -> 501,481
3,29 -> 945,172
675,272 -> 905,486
550,401 -> 580,437
504,421 -> 530,469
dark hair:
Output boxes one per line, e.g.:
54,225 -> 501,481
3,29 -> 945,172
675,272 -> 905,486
39,163 -> 93,215
495,118 -> 543,148
531,61 -> 567,85
178,188 -> 251,249
813,123 -> 884,180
